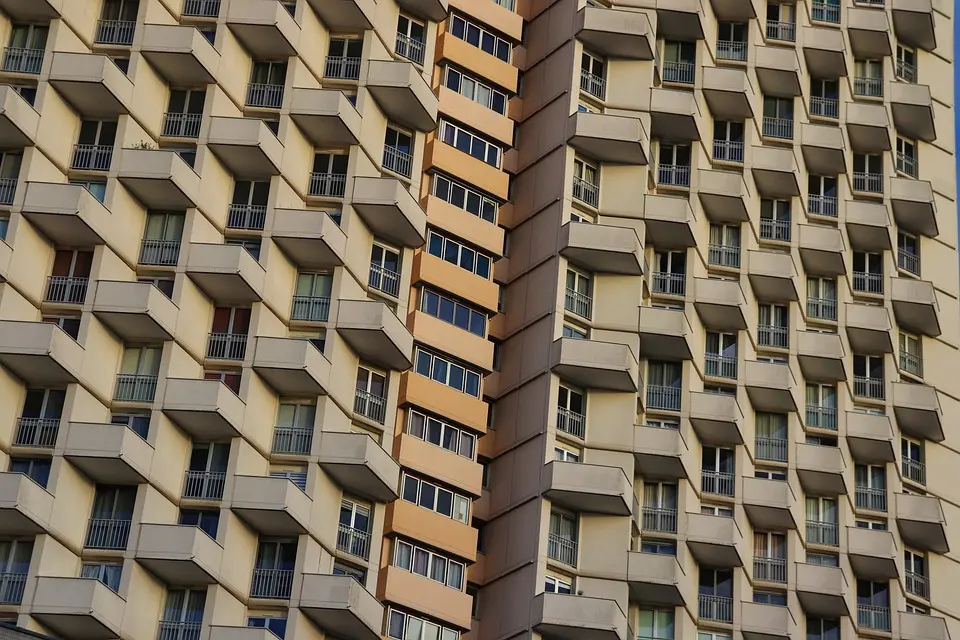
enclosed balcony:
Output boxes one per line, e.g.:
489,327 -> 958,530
186,243 -> 265,305
117,148 -> 200,210
21,181 -> 110,247
49,53 -> 132,118
550,337 -> 639,392
848,526 -> 897,580
893,382 -> 943,442
541,461 -> 632,516
162,378 -> 245,440
32,576 -> 126,639
231,475 -> 311,536
566,112 -> 648,165
207,116 -> 283,178
135,523 -> 222,586
531,593 -> 627,640
0,472 -> 53,535
796,563 -> 848,618
351,177 -> 426,247
745,360 -> 797,412
627,552 -> 687,606
796,443 -> 845,495
689,391 -> 742,445
686,512 -> 744,567
140,24 -> 219,85
299,573 -> 383,640
743,476 -> 796,531
575,6 -> 654,60
0,320 -> 83,386
337,299 -> 414,370
318,432 -> 400,503
64,422 -> 153,485
253,337 -> 330,396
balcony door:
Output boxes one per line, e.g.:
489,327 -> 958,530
162,588 -> 205,625
188,442 -> 229,475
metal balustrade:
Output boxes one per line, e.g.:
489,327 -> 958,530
45,276 -> 88,304
182,470 -> 226,500
14,417 -> 59,448
810,96 -> 839,119
354,389 -> 386,424
557,407 -> 586,439
227,204 -> 267,231
324,57 -> 361,81
272,426 -> 313,455
641,507 -> 677,533
705,354 -> 737,379
96,20 -> 136,46
713,140 -> 744,163
369,264 -> 400,297
383,145 -> 413,178
206,333 -> 247,361
762,117 -> 793,140
663,61 -> 695,84
899,350 -> 922,378
755,437 -> 788,462
658,164 -> 690,188
652,272 -> 685,296
760,219 -> 790,242
85,518 -> 131,550
158,622 -> 202,640
572,176 -> 599,207
806,404 -> 837,430
309,172 -> 347,198
906,571 -> 929,600
716,40 -> 747,61
806,297 -> 837,321
766,20 -> 796,42
564,288 -> 592,319
853,172 -> 883,195
855,485 -> 887,512
853,271 -> 883,295
139,239 -> 181,266
72,144 -> 113,171
2,47 -> 42,74
758,325 -> 789,349
395,33 -> 425,65
754,556 -> 787,583
708,244 -> 740,268
858,605 -> 891,632
337,523 -> 371,560
811,1 -> 840,23
0,573 -> 26,605
701,470 -> 734,496
896,59 -> 917,83
245,83 -> 283,109
547,533 -> 577,566
903,458 -> 925,485
808,194 -> 838,217
854,77 -> 883,98
291,295 -> 331,322
896,152 -> 918,178
647,385 -> 681,412
897,249 -> 920,276
183,0 -> 220,17
0,178 -> 16,206
250,568 -> 293,599
162,112 -> 202,138
699,594 -> 733,623
854,376 -> 884,400
580,69 -> 605,100
806,520 -> 839,546
114,374 -> 158,403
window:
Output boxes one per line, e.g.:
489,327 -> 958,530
141,212 -> 184,265
564,268 -> 592,319
899,332 -> 922,378
562,324 -> 588,339
111,413 -> 150,439
420,289 -> 486,337
701,446 -> 734,496
857,580 -> 890,630
204,370 -> 241,395
48,249 -> 93,305
807,617 -> 839,640
754,590 -> 787,606
662,40 -> 696,84
753,531 -> 787,582
904,549 -> 927,599
396,14 -> 426,64
758,304 -> 789,349
332,561 -> 366,584
0,152 -> 21,205
902,437 -> 924,485
717,22 -> 747,60
854,59 -> 884,97
755,413 -> 787,462
432,174 -> 498,223
387,608 -> 460,640
853,355 -> 884,400
117,346 -> 161,402
439,120 -> 502,168
759,199 -> 790,241
554,445 -> 580,462
394,539 -> 465,590
806,496 -> 838,545
897,232 -> 920,276
808,175 -> 838,217
179,509 -> 219,539
754,470 -> 787,480
42,315 -> 80,340
74,120 -> 116,171
247,616 -> 287,639
16,388 -> 65,448
384,126 -> 413,177
646,361 -> 681,412
444,66 -> 507,115
544,575 -> 572,594
570,210 -> 594,223
425,231 -> 492,280
9,457 -> 51,488
853,154 -> 883,193
557,384 -> 586,438
807,552 -> 839,567
855,519 -> 887,530
401,473 -> 471,524
896,44 -> 917,83
450,14 -> 511,62
705,332 -> 737,379
548,510 -> 578,565
408,410 -> 476,459
855,463 -> 887,512
639,609 -> 674,640
762,97 -> 794,139
414,348 -> 482,398
81,562 -> 122,592
806,383 -> 837,429
708,224 -> 740,269
580,50 -> 606,98
766,2 -> 796,40
0,539 -> 32,601
658,143 -> 691,187
652,250 -> 686,296
712,121 -> 744,163
806,277 -> 837,320
810,79 -> 840,118
369,242 -> 401,297
699,568 -> 733,621
896,137 -> 918,177
701,504 -> 734,517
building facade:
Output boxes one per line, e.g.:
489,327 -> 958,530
0,1 -> 954,640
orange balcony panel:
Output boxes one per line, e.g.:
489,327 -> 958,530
435,32 -> 518,93
423,194 -> 505,257
408,310 -> 495,372
438,86 -> 514,148
385,498 -> 478,562
413,251 -> 499,313
399,372 -> 487,434
395,432 -> 483,497
378,565 -> 473,631
448,0 -> 523,41
427,139 -> 509,202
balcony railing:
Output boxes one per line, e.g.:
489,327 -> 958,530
579,69 -> 605,100
291,295 -> 331,322
0,573 -> 26,605
811,1 -> 841,23
853,172 -> 883,195
324,56 -> 361,81
903,458 -> 925,485
647,385 -> 681,412
14,417 -> 59,448
810,96 -> 839,119
855,485 -> 887,512
183,0 -> 221,18
354,389 -> 386,424
766,20 -> 796,42
806,520 -> 839,546
900,350 -> 922,378
206,332 -> 247,361
699,594 -> 733,623
756,437 -> 787,462
95,20 -> 136,46
658,164 -> 690,188
564,288 -> 592,319
663,60 -> 695,84
272,426 -> 313,455
762,117 -> 794,140
758,324 -> 789,349
705,354 -> 737,379
572,176 -> 599,207
383,145 -> 413,178
369,264 -> 400,297
2,47 -> 43,74
309,172 -> 347,198
139,239 -> 181,266
114,374 -> 158,403
854,76 -> 883,98
896,152 -> 918,178
395,33 -> 425,65
652,272 -> 685,296
182,470 -> 226,500
246,83 -> 283,109
754,556 -> 787,583
853,271 -> 883,295
547,533 -> 577,566
806,404 -> 837,430
157,621 -> 202,640
227,204 -> 267,231
806,297 -> 837,321
716,40 -> 747,61
45,276 -> 88,304
906,571 -> 929,600
760,218 -> 790,242
701,470 -> 734,496
858,605 -> 891,632
251,568 -> 293,599
337,523 -> 371,560
708,244 -> 740,269
0,178 -> 15,207
557,407 -> 586,439
642,506 -> 677,533
85,518 -> 131,550
808,194 -> 838,218
854,376 -> 884,400
72,144 -> 113,171
713,140 -> 744,163
162,112 -> 202,138
896,59 -> 917,83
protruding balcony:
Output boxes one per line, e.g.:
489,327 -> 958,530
366,60 -> 438,132
891,277 -> 940,337
226,0 -> 300,57
0,85 -> 38,148
796,563 -> 848,617
893,382 -> 943,442
845,201 -> 891,252
797,331 -> 846,382
117,148 -> 200,210
741,601 -> 794,640
697,169 -> 749,222
549,337 -> 639,392
649,88 -> 702,141
693,277 -> 747,331
848,7 -> 892,58
0,0 -> 60,20
336,299 -> 414,370
848,526 -> 897,580
845,303 -> 893,353
747,250 -> 798,302
802,27 -> 846,78
0,320 -> 83,386
64,422 -> 153,485
846,411 -> 895,463
48,53 -> 132,118
689,392 -> 742,445
891,82 -> 935,142
560,222 -> 643,275
744,360 -> 797,412
796,443 -> 846,495
92,281 -> 178,342
253,337 -> 330,396
895,493 -> 948,553
541,461 -> 632,516
743,476 -> 796,531
566,111 -> 648,165
892,0 -> 936,50
686,512 -> 744,567
633,423 -> 690,480
901,612 -> 949,640
351,176 -> 427,247
575,6 -> 654,59
755,46 -> 802,97
299,573 -> 383,640
306,0 -> 375,31
845,103 -> 891,153
162,378 -> 245,440
531,593 -> 628,640
657,0 -> 705,39
185,243 -> 265,304
270,209 -> 346,269
231,475 -> 311,536
702,66 -> 754,121
290,88 -> 361,146
207,116 -> 283,177
798,225 -> 845,278
0,472 -> 53,535
318,432 -> 399,503
627,552 -> 688,606
643,194 -> 696,247
800,124 -> 845,176
135,523 -> 222,585
638,306 -> 692,361
396,0 -> 447,21
140,24 -> 219,85
21,181 -> 110,246
891,178 -> 937,238
31,576 -> 126,639
751,146 -> 800,198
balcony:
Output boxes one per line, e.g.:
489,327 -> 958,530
747,250 -> 798,302
894,280 -> 940,339
892,0 -> 936,50
575,6 -> 654,60
849,6 -> 892,56
903,456 -> 926,486
354,389 -> 386,425
693,277 -> 747,331
572,176 -> 599,208
901,612 -> 949,640
580,68 -> 606,100
761,117 -> 793,142
699,594 -> 733,623
253,336 -> 330,396
846,411 -> 895,463
712,139 -> 743,163
751,146 -> 800,198
560,222 -> 643,275
806,520 -> 839,547
811,0 -> 841,24
756,48 -> 802,98
291,295 -> 331,323
383,145 -> 414,179
135,523 -> 222,585
891,77 -> 935,142
542,461 -> 632,515
140,239 -> 180,267
351,176 -> 427,247
85,517 -> 131,550
367,60 -> 438,132
649,88 -> 702,141
846,201 -> 890,252
226,0 -> 299,58
0,321 -> 83,386
0,472 -> 53,535
845,303 -> 893,353
810,95 -> 839,119
701,470 -> 734,497
854,373 -> 885,401
766,19 -> 796,42
290,88 -> 361,147
309,171 -> 346,199
650,271 -> 685,298
705,353 -> 737,380
49,53 -> 132,118
643,194 -> 696,248
557,407 -> 585,440
658,164 -> 690,189
227,203 -> 266,232
741,601 -> 794,640
306,0 -> 374,31
846,103 -> 891,152
0,570 -> 25,605
627,552 -> 687,606
799,227 -> 845,279
893,382 -> 943,442
797,332 -> 846,382
118,148 -> 200,210
95,18 -> 135,46
656,0 -> 705,40
270,209 -> 345,270
299,574 -> 383,640
337,522 -> 371,560
246,82 -> 283,109
14,416 -> 58,448
899,345 -> 922,378
853,171 -> 884,196
859,605 -> 892,633
186,243 -> 265,304
565,288 -> 590,317
206,332 -> 246,362
318,432 -> 399,503
662,60 -> 696,85
758,218 -> 788,243
896,493 -> 947,553
689,392 -> 742,445
796,563 -> 848,617
717,39 -> 747,62
698,170 -> 749,222
855,485 -> 887,513
140,24 -> 219,86
896,58 -> 917,83
324,55 -> 361,81
745,360 -> 796,412
44,275 -> 88,305
251,567 -> 294,599
743,477 -> 796,531
64,422 -> 153,485
754,555 -> 787,584
848,526 -> 897,580
800,125 -> 846,177
550,337 -> 639,392
32,576 -> 126,639
183,470 -> 225,500
796,443 -> 845,495
755,436 -> 787,463
395,32 -> 425,65
207,116 -> 283,178
1,46 -> 43,74
638,307 -> 692,361
891,178 -> 937,240
113,375 -> 159,403
231,475 -> 312,536
566,111 -> 648,165
647,384 -> 681,412
640,504 -> 678,534
702,67 -> 754,121
686,512 -> 744,567
337,299 -> 414,370
162,378 -> 245,440
22,181 -> 110,247
531,593 -> 627,640
0,85 -> 38,148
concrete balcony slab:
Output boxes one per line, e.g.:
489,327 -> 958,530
751,146 -> 800,198
207,116 -> 283,178
0,471 -> 53,535
140,24 -> 219,85
351,177 -> 427,248
799,224 -> 845,277
162,378 -> 245,440
0,85 -> 38,147
845,201 -> 891,252
185,242 -> 265,304
649,88 -> 702,141
21,181 -> 110,247
318,432 -> 400,503
796,563 -> 848,618
93,280 -> 179,342
755,46 -> 802,97
702,66 -> 754,121
290,88 -> 362,146
299,573 -> 384,640
336,299 -> 414,371
796,442 -> 846,496
697,169 -> 749,222
366,60 -> 438,132
560,222 -> 643,275
845,102 -> 891,153
566,111 -> 648,165
800,124 -> 846,175
0,320 -> 83,386
744,360 -> 797,412
747,250 -> 798,302
895,493 -> 948,553
797,331 -> 846,382
531,593 -> 628,640
32,576 -> 126,640
64,422 -> 154,485
846,411 -> 895,463
231,475 -> 312,536
893,382 -> 943,442
49,52 -> 132,118
892,0 -> 936,50
226,0 -> 300,58
643,194 -> 697,247
686,512 -> 744,567
891,277 -> 940,337
802,26 -> 847,79
575,6 -> 654,59
742,476 -> 797,531
693,277 -> 747,331
848,7 -> 892,58
638,306 -> 692,361
549,337 -> 639,392
891,82 -> 935,142
627,551 -> 689,606
844,304 -> 893,354
541,460 -> 632,516
135,523 -> 223,585
689,391 -> 743,445
270,208 -> 346,268
253,336 -> 331,396
307,0 -> 376,30
118,148 -> 200,210
847,526 -> 897,580
890,177 -> 937,238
